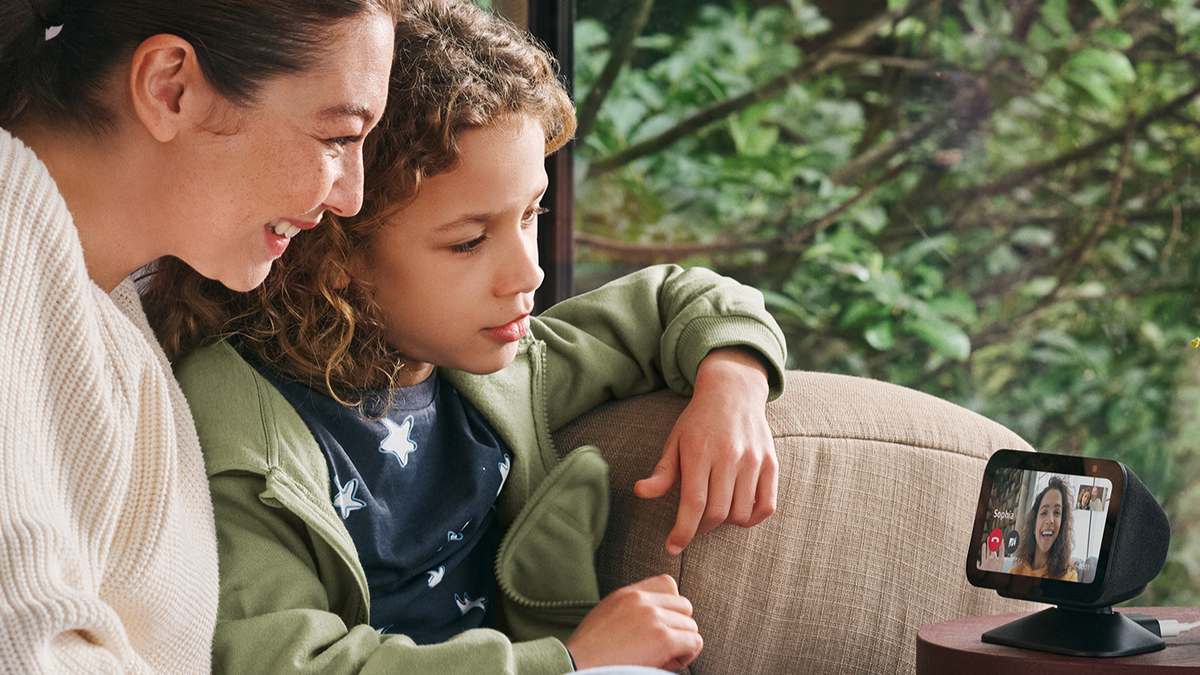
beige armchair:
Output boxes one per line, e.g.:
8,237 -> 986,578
552,370 -> 1038,675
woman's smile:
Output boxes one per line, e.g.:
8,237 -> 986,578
264,216 -> 323,257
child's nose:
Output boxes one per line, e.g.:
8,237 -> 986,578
495,228 -> 544,297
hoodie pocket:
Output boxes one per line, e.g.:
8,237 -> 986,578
494,446 -> 610,642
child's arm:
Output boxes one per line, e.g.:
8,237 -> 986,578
532,264 -> 787,554
634,346 -> 776,555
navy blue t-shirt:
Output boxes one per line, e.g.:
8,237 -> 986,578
251,360 -> 512,644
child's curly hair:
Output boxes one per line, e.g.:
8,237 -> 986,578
143,0 -> 575,405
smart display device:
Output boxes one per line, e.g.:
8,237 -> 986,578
965,449 -> 1170,657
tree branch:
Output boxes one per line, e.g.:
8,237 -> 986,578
585,0 -> 938,176
830,93 -> 960,184
980,128 -> 1137,339
575,161 -> 910,262
575,0 -> 657,143
964,85 -> 1200,202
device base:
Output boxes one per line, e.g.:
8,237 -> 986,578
981,606 -> 1165,658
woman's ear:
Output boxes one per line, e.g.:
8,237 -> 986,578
128,34 -> 215,142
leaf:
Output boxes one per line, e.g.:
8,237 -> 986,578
1039,0 -> 1073,38
739,126 -> 780,157
1065,70 -> 1119,108
836,262 -> 871,282
928,292 -> 980,324
1011,227 -> 1056,248
854,205 -> 888,235
760,290 -> 810,321
865,321 -> 895,350
605,98 -> 648,141
1140,322 -> 1165,350
1092,28 -> 1133,50
1020,277 -> 1059,298
1089,0 -> 1119,22
841,299 -> 882,328
862,269 -> 905,307
1035,330 -> 1080,353
1074,282 -> 1107,298
1068,48 -> 1137,83
895,234 -> 957,268
906,316 -> 971,360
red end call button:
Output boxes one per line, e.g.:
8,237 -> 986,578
988,527 -> 1003,553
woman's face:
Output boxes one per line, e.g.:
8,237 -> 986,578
165,11 -> 393,291
1035,488 -> 1064,554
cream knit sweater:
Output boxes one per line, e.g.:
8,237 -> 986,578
0,129 -> 218,673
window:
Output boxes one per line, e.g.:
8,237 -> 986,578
521,0 -> 1200,606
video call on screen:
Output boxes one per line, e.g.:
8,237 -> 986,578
977,469 -> 1112,584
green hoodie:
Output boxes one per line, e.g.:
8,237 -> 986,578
175,264 -> 786,675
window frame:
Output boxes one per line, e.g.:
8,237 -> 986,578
526,0 -> 575,312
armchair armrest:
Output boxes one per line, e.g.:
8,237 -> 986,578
552,370 -> 1037,675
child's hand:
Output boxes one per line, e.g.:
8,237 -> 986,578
634,346 -> 777,555
564,574 -> 702,670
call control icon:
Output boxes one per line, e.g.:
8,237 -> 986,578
988,528 -> 1003,553
1005,529 -> 1020,556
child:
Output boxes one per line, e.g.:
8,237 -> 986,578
143,0 -> 786,672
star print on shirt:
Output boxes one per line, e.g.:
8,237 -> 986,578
379,416 -> 418,467
497,454 -> 511,496
426,566 -> 445,588
439,522 -> 470,552
455,593 -> 487,615
333,475 -> 366,519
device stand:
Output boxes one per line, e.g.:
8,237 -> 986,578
981,606 -> 1165,657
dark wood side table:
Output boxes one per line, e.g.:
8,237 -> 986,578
917,607 -> 1200,674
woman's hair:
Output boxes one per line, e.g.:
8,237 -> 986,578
0,0 -> 401,131
143,0 -> 576,406
1016,476 -> 1076,579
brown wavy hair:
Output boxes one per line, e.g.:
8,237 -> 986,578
143,0 -> 576,405
2,0 -> 401,130
1016,475 -> 1076,580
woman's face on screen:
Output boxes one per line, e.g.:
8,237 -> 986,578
1034,488 -> 1063,554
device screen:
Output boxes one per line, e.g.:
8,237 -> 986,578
975,468 -> 1113,584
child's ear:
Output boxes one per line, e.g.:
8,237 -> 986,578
128,34 -> 217,142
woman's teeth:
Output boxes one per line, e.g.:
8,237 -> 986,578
272,220 -> 301,239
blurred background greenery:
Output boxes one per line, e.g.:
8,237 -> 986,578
569,0 -> 1200,605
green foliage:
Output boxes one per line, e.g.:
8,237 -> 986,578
575,0 -> 1200,604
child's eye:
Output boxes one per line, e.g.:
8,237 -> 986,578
523,206 -> 549,224
450,235 -> 488,254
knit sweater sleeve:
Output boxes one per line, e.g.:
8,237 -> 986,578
0,129 -> 218,674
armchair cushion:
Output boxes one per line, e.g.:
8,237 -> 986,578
552,370 -> 1037,675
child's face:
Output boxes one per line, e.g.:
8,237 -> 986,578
355,116 -> 547,384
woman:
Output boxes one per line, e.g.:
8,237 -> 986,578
1009,476 -> 1079,581
0,0 -> 396,672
